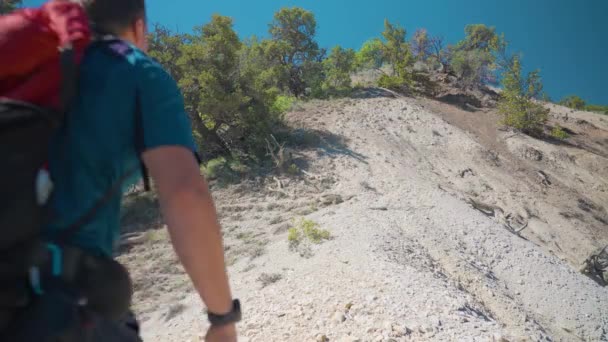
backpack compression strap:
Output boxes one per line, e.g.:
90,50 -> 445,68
55,164 -> 141,244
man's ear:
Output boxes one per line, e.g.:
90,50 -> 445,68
134,18 -> 148,51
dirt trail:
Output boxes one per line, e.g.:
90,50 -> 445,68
127,93 -> 608,341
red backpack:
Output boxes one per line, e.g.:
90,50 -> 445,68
0,0 -> 92,248
0,0 -> 91,109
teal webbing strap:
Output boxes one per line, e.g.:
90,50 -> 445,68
29,267 -> 43,295
46,243 -> 62,277
28,243 -> 64,295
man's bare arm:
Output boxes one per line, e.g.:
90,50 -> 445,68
142,146 -> 233,315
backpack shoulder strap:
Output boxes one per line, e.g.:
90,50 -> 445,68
134,89 -> 151,191
59,46 -> 78,114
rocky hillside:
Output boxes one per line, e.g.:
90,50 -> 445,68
120,90 -> 608,342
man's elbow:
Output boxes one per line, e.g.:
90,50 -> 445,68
163,176 -> 212,207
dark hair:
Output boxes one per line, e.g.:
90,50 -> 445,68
85,0 -> 146,35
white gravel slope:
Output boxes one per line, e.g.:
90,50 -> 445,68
140,96 -> 608,342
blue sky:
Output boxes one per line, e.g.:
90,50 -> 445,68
25,0 -> 608,104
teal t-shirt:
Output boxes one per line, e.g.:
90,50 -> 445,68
44,41 -> 196,257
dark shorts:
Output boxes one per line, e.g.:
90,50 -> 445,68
84,311 -> 142,342
2,310 -> 142,342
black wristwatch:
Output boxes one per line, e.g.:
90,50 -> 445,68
207,299 -> 242,327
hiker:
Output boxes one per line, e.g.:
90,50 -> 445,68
0,0 -> 239,341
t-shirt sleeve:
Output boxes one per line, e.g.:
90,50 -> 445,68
136,57 -> 197,152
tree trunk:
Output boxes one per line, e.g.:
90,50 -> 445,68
189,111 -> 231,155
288,66 -> 305,97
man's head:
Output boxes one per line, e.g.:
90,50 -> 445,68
84,0 -> 148,51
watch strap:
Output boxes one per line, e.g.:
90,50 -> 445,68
207,299 -> 242,326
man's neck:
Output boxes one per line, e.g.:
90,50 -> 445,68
118,32 -> 136,46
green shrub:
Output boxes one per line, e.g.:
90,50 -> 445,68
151,17 -> 288,160
378,74 -> 407,91
448,24 -> 504,87
287,227 -> 302,248
356,38 -> 384,70
228,158 -> 251,174
498,56 -> 549,136
267,7 -> 324,97
551,126 -> 570,140
270,95 -> 296,115
559,95 -> 586,110
203,157 -> 228,179
584,104 -> 608,115
300,219 -> 331,243
450,49 -> 495,87
288,218 -> 331,248
287,163 -> 300,175
202,156 -> 250,184
323,46 -> 357,95
499,96 -> 549,136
